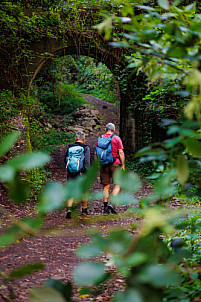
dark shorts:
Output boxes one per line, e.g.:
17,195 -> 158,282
67,171 -> 82,181
100,164 -> 120,186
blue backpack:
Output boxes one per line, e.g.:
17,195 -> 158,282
66,145 -> 85,173
96,134 -> 115,165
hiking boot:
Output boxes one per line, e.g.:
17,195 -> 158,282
103,206 -> 110,214
66,211 -> 71,219
104,205 -> 117,215
81,208 -> 89,216
108,205 -> 117,214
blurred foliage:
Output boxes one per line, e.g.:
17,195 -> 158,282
2,1 -> 201,302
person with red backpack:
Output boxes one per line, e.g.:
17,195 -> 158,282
95,123 -> 125,214
64,131 -> 90,219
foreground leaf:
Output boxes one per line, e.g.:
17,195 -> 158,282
158,0 -> 170,10
0,132 -> 19,157
113,169 -> 141,193
76,243 -> 102,258
0,165 -> 16,182
8,152 -> 50,170
113,289 -> 143,302
184,138 -> 201,158
74,262 -> 105,285
38,182 -> 65,213
176,154 -> 189,185
139,264 -> 181,287
9,263 -> 44,278
45,280 -> 73,302
29,287 -> 66,302
110,192 -> 138,205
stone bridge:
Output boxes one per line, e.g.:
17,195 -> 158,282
0,8 -> 162,156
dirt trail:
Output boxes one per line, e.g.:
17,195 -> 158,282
0,95 -> 151,302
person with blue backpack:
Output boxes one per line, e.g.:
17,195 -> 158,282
64,131 -> 90,219
95,123 -> 125,214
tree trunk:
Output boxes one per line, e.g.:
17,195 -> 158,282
120,72 -> 147,158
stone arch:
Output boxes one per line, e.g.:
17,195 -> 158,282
0,17 -> 148,157
26,37 -> 122,88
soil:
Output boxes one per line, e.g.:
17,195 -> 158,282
0,95 -> 152,302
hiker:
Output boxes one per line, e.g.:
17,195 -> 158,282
64,131 -> 90,219
95,123 -> 125,214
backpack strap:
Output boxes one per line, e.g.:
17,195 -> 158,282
98,134 -> 115,140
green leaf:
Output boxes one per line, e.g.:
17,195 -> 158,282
176,154 -> 189,185
82,160 -> 98,192
76,243 -> 102,258
141,29 -> 156,40
188,160 -> 201,169
167,46 -> 187,58
64,175 -> 85,200
185,3 -> 196,12
8,152 -> 50,170
78,287 -> 92,296
113,289 -> 143,302
9,263 -> 44,278
164,137 -> 183,148
0,232 -> 16,248
95,16 -> 113,40
109,41 -> 129,48
155,170 -> 176,199
136,5 -> 156,11
45,280 -> 73,302
139,264 -> 181,287
64,162 -> 98,201
135,146 -> 152,158
0,132 -> 19,157
110,192 -> 138,205
8,175 -> 30,203
108,230 -> 132,254
87,191 -> 103,201
29,287 -> 66,302
184,138 -> 201,158
38,182 -> 65,213
0,165 -> 16,182
126,252 -> 147,267
74,262 -> 105,285
113,169 -> 141,193
158,0 -> 170,10
0,217 -> 42,248
91,233 -> 108,250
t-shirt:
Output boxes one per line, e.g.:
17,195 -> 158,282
98,134 -> 124,165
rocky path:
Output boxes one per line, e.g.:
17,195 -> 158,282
0,95 -> 151,302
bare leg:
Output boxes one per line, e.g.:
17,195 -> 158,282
103,184 -> 110,203
66,198 -> 73,219
82,198 -> 88,209
103,184 -> 118,214
112,185 -> 120,196
67,198 -> 74,208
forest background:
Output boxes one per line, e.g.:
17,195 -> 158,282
1,0 -> 201,301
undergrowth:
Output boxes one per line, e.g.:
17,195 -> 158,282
31,129 -> 74,153
126,159 -> 155,178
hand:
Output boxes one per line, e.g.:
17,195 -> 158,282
121,165 -> 125,170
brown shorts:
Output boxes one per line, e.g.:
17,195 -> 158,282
100,164 -> 120,186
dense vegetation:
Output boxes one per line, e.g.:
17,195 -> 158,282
1,0 -> 201,301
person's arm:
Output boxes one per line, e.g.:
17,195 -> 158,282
118,149 -> 125,170
84,146 -> 90,170
64,147 -> 69,164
